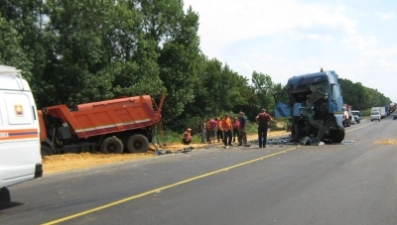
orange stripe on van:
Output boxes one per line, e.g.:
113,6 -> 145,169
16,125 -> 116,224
0,128 -> 39,141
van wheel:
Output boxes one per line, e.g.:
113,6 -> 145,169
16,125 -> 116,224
41,145 -> 54,156
0,187 -> 10,203
100,136 -> 124,154
126,134 -> 149,153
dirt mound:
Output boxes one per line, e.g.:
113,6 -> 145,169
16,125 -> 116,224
43,131 -> 289,174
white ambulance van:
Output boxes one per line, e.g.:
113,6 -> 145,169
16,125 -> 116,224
0,65 -> 42,202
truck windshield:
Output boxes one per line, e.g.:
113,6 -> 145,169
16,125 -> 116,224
332,84 -> 341,100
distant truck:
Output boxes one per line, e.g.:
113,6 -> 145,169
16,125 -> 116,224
381,106 -> 387,118
371,106 -> 386,119
389,103 -> 396,113
38,94 -> 165,156
274,69 -> 345,144
385,105 -> 390,117
0,65 -> 42,203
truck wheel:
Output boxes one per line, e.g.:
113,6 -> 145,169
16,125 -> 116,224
126,134 -> 149,153
100,136 -> 124,154
0,187 -> 11,203
330,127 -> 345,143
41,145 -> 54,156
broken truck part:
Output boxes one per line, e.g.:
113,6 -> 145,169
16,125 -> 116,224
274,69 -> 345,144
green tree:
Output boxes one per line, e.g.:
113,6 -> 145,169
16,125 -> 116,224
0,14 -> 32,76
155,5 -> 201,124
41,0 -> 116,106
339,78 -> 391,110
0,0 -> 49,104
108,1 -> 165,98
251,71 -> 275,113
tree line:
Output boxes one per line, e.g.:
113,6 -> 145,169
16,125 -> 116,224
0,0 -> 392,132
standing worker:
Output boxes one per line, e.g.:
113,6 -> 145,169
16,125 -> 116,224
209,117 -> 217,144
238,112 -> 248,147
205,118 -> 211,143
255,108 -> 273,148
221,113 -> 232,148
200,118 -> 207,144
232,117 -> 240,143
216,117 -> 223,143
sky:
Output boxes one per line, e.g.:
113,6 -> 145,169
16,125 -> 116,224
183,0 -> 397,103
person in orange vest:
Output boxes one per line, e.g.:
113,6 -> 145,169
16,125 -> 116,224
182,128 -> 192,145
205,118 -> 211,143
221,113 -> 232,148
216,117 -> 223,143
232,116 -> 240,143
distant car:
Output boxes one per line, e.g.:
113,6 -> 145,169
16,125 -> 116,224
370,111 -> 381,121
351,110 -> 363,123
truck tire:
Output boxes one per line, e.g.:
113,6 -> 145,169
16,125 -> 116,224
0,187 -> 11,203
100,136 -> 124,154
330,127 -> 345,143
126,134 -> 149,153
41,145 -> 54,156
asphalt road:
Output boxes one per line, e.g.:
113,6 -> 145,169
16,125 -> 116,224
1,117 -> 397,225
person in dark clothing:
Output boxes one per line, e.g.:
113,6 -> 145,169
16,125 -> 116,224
255,108 -> 273,148
238,112 -> 248,146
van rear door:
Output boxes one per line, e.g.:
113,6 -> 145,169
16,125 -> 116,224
0,67 -> 42,188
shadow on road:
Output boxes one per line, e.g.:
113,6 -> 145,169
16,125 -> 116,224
0,202 -> 23,211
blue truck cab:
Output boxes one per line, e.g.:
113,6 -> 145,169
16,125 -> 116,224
274,69 -> 345,143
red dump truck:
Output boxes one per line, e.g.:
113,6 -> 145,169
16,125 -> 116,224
38,94 -> 165,155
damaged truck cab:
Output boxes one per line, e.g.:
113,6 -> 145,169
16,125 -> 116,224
274,69 -> 345,144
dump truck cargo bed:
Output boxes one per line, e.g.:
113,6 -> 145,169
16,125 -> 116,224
44,95 -> 163,139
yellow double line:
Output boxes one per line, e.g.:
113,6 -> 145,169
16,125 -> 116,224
42,147 -> 298,225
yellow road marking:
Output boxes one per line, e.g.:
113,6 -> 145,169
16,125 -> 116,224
42,147 -> 298,225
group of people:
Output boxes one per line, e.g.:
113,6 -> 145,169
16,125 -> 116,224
197,112 -> 248,149
183,108 -> 273,149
